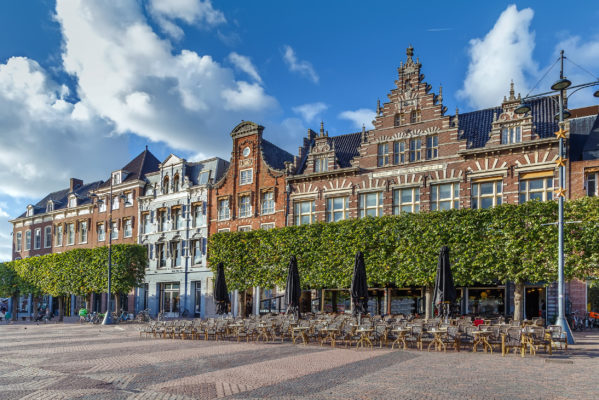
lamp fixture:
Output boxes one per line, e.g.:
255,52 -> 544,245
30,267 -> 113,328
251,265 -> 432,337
514,102 -> 532,114
551,78 -> 572,91
554,109 -> 572,121
594,89 -> 599,98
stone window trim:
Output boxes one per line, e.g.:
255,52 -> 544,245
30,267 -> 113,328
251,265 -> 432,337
392,186 -> 421,215
261,223 -> 275,230
34,228 -> 42,250
44,226 -> 52,248
584,166 -> 599,197
123,217 -> 133,238
97,222 -> 106,242
217,196 -> 231,221
240,168 -> 253,185
260,190 -> 275,215
238,194 -> 253,219
430,182 -> 460,211
471,177 -> 503,210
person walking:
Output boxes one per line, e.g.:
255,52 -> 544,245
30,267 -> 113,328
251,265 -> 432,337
78,306 -> 88,323
0,308 -> 5,323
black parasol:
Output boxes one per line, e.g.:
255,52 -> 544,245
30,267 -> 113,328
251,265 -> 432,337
285,256 -> 301,320
214,262 -> 230,315
351,251 -> 369,321
432,246 -> 457,319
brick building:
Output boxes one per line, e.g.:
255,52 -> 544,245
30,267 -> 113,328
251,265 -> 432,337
285,46 -> 599,320
209,121 -> 294,315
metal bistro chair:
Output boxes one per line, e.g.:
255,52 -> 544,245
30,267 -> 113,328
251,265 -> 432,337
547,325 -> 568,351
502,327 -> 525,357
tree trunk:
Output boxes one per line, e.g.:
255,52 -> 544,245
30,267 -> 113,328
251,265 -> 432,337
425,286 -> 433,320
88,293 -> 94,312
114,293 -> 121,314
58,296 -> 64,322
11,293 -> 18,321
513,282 -> 524,322
32,296 -> 40,321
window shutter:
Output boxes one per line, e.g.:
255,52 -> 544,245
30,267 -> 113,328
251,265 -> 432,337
150,210 -> 154,223
182,205 -> 186,217
181,239 -> 186,256
150,244 -> 154,259
202,201 -> 207,215
167,207 -> 171,220
202,237 -> 207,254
131,216 -> 135,228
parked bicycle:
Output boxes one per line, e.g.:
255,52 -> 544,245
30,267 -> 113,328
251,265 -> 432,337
85,312 -> 102,324
135,308 -> 152,323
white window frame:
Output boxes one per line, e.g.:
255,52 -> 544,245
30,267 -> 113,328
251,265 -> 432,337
261,191 -> 275,215
238,225 -> 252,232
409,138 -> 422,162
519,177 -> 553,203
217,228 -> 230,233
471,180 -> 503,209
240,169 -> 253,185
315,157 -> 329,172
142,213 -> 151,234
124,219 -> 132,238
192,240 -> 202,265
218,199 -> 230,221
377,143 -> 390,167
34,228 -> 41,250
393,141 -> 406,164
326,196 -> 350,222
98,223 -> 106,242
359,192 -> 384,218
172,208 -> 181,230
426,135 -> 438,159
67,223 -> 75,245
125,192 -> 133,207
501,126 -> 522,145
239,195 -> 252,218
585,171 -> 598,197
55,225 -> 63,247
16,232 -> 22,252
430,183 -> 460,211
157,243 -> 166,268
261,223 -> 275,231
44,226 -> 52,248
171,241 -> 181,267
393,187 -> 420,214
112,196 -> 120,210
158,210 -> 167,232
294,200 -> 315,225
110,221 -> 118,240
193,204 -> 204,227
69,197 -> 77,208
79,221 -> 88,244
46,202 -> 53,212
25,230 -> 31,250
99,198 -> 107,213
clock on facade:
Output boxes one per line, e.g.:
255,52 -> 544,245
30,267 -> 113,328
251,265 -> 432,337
243,147 -> 251,157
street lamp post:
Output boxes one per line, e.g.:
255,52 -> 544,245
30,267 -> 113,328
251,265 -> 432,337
516,50 -> 599,344
90,177 -> 128,325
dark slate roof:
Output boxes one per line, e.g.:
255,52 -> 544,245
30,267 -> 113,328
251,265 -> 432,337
331,132 -> 363,168
17,180 -> 102,218
261,139 -> 294,170
581,115 -> 599,161
100,149 -> 161,188
455,96 -> 559,149
569,115 -> 599,161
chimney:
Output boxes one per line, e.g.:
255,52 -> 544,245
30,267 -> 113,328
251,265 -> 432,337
70,178 -> 83,192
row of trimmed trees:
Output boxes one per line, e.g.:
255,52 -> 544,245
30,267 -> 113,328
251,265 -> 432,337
0,244 -> 147,321
208,197 -> 599,320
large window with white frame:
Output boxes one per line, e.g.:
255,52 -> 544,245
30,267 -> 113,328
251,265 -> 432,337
142,213 -> 151,234
430,183 -> 460,211
409,138 -> 422,162
471,180 -> 503,209
501,126 -> 522,144
240,169 -> 253,185
294,200 -> 315,225
112,196 -> 120,210
156,243 -> 166,267
172,208 -> 182,230
44,226 -> 52,248
238,226 -> 252,232
426,135 -> 438,159
359,192 -> 384,218
261,223 -> 275,230
392,187 -> 420,214
25,230 -> 31,250
16,232 -> 22,252
125,192 -> 133,207
586,171 -> 598,197
239,195 -> 252,218
171,241 -> 181,267
377,143 -> 390,167
69,197 -> 77,208
79,221 -> 88,243
519,176 -> 553,203
66,223 -> 75,245
261,191 -> 275,215
110,221 -> 118,240
393,141 -> 406,164
124,219 -> 132,238
218,198 -> 230,221
99,198 -> 107,212
34,228 -> 41,250
192,240 -> 202,265
157,210 -> 167,232
314,157 -> 329,172
55,225 -> 63,246
326,196 -> 350,222
97,223 -> 105,242
193,204 -> 204,227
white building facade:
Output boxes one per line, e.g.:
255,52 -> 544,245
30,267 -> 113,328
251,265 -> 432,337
136,155 -> 228,318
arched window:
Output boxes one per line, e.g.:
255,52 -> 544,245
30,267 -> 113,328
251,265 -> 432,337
162,176 -> 169,195
173,174 -> 180,192
394,114 -> 401,127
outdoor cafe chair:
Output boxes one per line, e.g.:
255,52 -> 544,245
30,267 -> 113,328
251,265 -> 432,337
440,325 -> 461,352
501,327 -> 525,357
525,326 -> 552,356
547,325 -> 567,351
405,325 -> 422,350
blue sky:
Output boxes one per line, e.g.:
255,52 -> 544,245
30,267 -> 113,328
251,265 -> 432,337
1,1 -> 599,261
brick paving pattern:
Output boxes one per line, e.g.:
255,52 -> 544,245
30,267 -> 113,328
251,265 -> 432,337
0,323 -> 598,399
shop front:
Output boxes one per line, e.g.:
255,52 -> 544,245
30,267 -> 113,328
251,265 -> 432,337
389,288 -> 423,315
466,287 -> 505,316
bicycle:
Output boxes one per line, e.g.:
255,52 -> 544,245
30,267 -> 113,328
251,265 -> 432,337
135,308 -> 152,323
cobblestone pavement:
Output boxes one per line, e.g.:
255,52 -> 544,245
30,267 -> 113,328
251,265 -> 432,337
0,323 -> 598,399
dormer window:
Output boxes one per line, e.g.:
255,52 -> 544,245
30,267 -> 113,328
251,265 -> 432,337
501,126 -> 521,144
69,196 -> 77,208
46,201 -> 54,212
112,171 -> 121,185
26,206 -> 33,217
145,185 -> 154,196
314,157 -> 328,172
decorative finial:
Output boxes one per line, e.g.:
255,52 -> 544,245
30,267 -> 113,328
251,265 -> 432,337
438,84 -> 443,104
407,44 -> 414,59
455,107 -> 459,126
377,99 -> 381,115
509,80 -> 515,100
145,145 -> 148,151
325,130 -> 329,137
320,121 -> 324,136
362,125 -> 368,143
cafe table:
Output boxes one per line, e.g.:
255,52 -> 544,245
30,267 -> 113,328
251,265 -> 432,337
292,326 -> 310,345
391,327 -> 410,350
427,327 -> 448,352
472,330 -> 493,353
321,326 -> 340,347
355,327 -> 374,349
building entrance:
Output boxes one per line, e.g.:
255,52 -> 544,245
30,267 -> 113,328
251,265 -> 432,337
160,283 -> 180,317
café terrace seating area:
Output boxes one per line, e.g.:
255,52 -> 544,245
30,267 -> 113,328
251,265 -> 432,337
138,313 -> 568,357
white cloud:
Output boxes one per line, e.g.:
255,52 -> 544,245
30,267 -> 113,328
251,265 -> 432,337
55,0 -> 277,156
554,35 -> 599,108
227,52 -> 262,83
338,108 -> 375,130
457,5 -> 537,109
282,45 -> 319,83
0,56 -> 129,198
292,102 -> 327,123
148,0 -> 226,40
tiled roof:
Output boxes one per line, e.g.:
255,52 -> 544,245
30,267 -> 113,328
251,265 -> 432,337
100,149 -> 161,188
456,96 -> 559,149
261,139 -> 294,171
331,132 -> 363,168
17,180 -> 102,219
